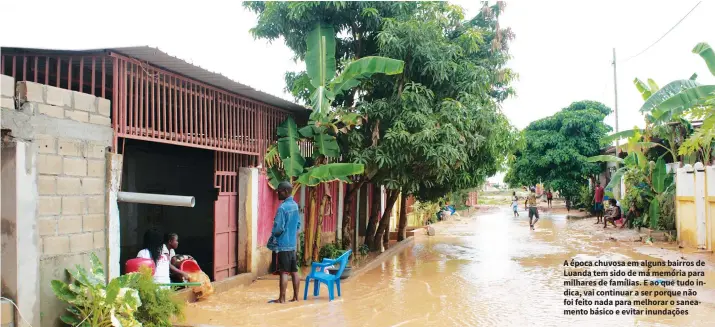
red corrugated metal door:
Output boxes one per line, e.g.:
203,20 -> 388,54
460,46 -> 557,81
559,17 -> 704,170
213,154 -> 239,281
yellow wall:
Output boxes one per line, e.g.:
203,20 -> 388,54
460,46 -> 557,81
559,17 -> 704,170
676,163 -> 714,251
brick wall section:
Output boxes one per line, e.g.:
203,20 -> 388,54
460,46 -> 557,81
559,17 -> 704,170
13,81 -> 111,257
1,74 -> 15,110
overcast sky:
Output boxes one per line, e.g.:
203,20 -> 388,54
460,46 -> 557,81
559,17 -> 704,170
2,0 -> 713,182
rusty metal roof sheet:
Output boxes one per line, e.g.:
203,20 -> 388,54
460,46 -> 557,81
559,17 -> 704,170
1,46 -> 308,113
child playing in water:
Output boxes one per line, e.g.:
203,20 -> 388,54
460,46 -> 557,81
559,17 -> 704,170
512,191 -> 519,217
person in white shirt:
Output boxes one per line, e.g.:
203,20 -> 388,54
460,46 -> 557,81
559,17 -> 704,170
137,229 -> 188,285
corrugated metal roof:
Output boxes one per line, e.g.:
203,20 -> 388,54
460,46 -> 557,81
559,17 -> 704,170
1,46 -> 309,113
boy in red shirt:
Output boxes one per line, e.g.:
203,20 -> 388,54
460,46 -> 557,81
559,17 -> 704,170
594,184 -> 604,224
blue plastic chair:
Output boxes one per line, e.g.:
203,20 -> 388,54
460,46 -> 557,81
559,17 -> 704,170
303,249 -> 352,301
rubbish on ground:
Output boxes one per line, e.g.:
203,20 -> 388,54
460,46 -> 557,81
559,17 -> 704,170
188,271 -> 214,300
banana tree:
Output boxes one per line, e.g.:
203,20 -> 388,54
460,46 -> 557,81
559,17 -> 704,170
639,42 -> 715,163
265,23 -> 404,264
588,132 -> 674,229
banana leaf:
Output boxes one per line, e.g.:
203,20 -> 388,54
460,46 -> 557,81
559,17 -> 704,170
639,79 -> 701,113
693,42 -> 715,76
305,24 -> 336,89
601,129 -> 640,144
276,118 -> 305,177
606,167 -> 627,192
296,163 -> 364,187
266,166 -> 286,190
636,151 -> 648,169
647,79 -> 659,92
651,85 -> 715,120
586,155 -> 623,163
649,199 -> 660,229
634,78 -> 652,100
329,56 -> 405,96
652,157 -> 667,193
313,131 -> 340,158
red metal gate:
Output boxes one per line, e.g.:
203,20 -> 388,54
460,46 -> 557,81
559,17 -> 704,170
213,152 -> 241,281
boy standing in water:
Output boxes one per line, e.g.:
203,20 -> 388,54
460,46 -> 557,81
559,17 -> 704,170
511,191 -> 519,217
269,181 -> 301,303
546,190 -> 553,208
594,184 -> 605,224
525,187 -> 539,230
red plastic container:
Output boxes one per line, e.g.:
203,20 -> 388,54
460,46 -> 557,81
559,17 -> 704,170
180,260 -> 201,273
125,258 -> 155,274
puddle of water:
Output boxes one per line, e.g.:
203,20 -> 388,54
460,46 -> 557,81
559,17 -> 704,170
182,209 -> 715,327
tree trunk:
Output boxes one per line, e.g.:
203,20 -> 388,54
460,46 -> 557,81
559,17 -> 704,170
372,190 -> 399,251
304,188 -> 317,266
341,180 -> 365,251
311,184 -> 332,262
364,183 -> 381,247
397,193 -> 408,241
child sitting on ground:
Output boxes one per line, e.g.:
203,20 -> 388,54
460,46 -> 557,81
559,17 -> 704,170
603,198 -> 621,228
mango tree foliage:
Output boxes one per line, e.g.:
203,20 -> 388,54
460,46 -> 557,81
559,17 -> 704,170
505,101 -> 612,200
244,1 -> 419,107
264,24 -> 403,190
248,1 -> 516,250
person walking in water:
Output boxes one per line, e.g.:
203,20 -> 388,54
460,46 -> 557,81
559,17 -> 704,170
546,190 -> 553,208
511,191 -> 519,217
268,181 -> 301,304
594,184 -> 605,224
525,187 -> 540,230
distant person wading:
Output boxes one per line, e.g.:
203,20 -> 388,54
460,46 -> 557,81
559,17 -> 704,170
525,187 -> 540,230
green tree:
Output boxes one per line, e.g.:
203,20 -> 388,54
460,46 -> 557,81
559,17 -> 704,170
248,1 -> 516,251
263,23 -> 404,263
505,101 -> 612,202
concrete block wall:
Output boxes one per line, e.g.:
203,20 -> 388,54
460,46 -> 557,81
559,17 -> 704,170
14,81 -> 111,257
1,76 -> 113,327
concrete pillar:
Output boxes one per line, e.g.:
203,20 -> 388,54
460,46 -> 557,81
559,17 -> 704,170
106,153 -> 123,279
694,162 -> 706,249
238,167 -> 259,275
1,140 -> 40,327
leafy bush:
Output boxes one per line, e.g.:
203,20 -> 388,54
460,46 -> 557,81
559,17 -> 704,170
51,253 -> 142,327
296,231 -> 305,267
134,266 -> 185,327
358,244 -> 370,256
318,242 -> 345,261
575,185 -> 594,211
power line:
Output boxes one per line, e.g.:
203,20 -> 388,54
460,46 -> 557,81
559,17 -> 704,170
621,1 -> 702,63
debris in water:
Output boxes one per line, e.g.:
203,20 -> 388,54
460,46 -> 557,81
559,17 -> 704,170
427,226 -> 436,236
188,271 -> 215,300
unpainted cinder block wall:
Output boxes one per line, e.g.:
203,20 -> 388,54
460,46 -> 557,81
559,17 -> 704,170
1,75 -> 113,327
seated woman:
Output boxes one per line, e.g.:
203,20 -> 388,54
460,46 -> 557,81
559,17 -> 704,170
137,229 -> 189,286
603,198 -> 622,228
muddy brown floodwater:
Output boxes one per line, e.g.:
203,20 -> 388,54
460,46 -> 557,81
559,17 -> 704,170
183,208 -> 715,327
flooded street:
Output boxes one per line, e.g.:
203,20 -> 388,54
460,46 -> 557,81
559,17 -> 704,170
184,208 -> 715,327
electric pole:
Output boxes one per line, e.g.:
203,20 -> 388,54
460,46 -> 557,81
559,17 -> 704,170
612,48 -> 620,158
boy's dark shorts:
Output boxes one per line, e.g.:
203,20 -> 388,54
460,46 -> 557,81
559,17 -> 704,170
528,207 -> 539,219
271,250 -> 298,274
594,202 -> 604,213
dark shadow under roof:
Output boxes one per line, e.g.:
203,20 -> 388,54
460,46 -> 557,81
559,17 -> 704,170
1,46 -> 308,114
